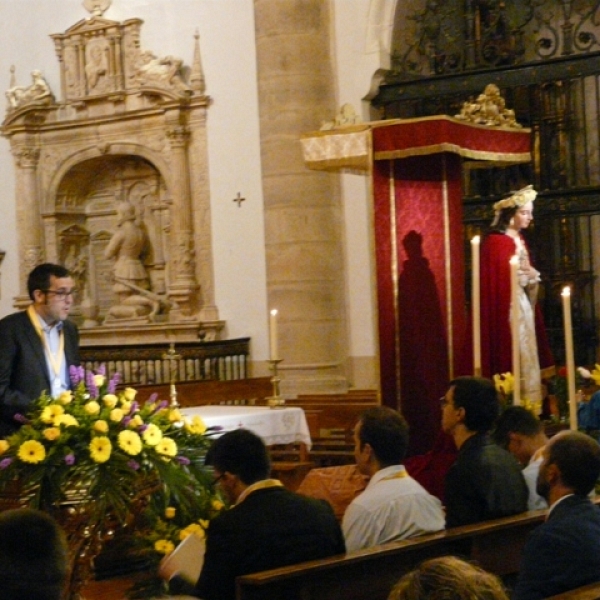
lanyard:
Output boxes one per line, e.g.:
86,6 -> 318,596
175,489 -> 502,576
379,469 -> 408,482
27,305 -> 65,382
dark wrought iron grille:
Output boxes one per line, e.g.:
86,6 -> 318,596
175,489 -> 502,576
373,1 -> 600,365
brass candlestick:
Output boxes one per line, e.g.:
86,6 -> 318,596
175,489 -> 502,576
266,359 -> 285,408
162,342 -> 181,409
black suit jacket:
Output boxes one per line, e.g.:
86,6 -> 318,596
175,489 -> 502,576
514,494 -> 600,600
0,310 -> 80,436
171,486 -> 345,600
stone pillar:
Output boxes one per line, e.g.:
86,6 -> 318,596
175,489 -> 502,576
166,117 -> 199,319
12,142 -> 43,308
254,0 -> 348,394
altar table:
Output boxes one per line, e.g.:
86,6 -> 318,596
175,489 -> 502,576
180,405 -> 312,450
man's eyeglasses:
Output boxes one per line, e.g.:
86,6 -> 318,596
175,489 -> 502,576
43,289 -> 77,300
211,473 -> 224,487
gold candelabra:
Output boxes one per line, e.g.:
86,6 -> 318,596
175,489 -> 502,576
162,342 -> 181,408
266,359 -> 285,408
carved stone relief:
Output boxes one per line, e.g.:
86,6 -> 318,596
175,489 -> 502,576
1,10 -> 221,344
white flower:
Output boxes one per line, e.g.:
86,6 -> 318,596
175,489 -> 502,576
578,367 -> 592,379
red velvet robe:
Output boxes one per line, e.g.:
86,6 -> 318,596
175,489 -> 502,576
480,231 -> 554,379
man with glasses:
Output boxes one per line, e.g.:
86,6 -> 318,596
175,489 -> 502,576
0,263 -> 80,436
161,428 -> 345,600
441,376 -> 528,527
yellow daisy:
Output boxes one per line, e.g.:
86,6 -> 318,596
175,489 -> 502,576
184,415 -> 207,435
180,522 -> 204,540
118,430 -> 142,456
41,404 -> 64,424
43,427 -> 61,441
89,436 -> 112,463
17,440 -> 46,464
142,423 -> 163,446
56,414 -> 79,428
155,437 -> 177,457
0,440 -> 10,455
154,539 -> 175,555
165,506 -> 176,519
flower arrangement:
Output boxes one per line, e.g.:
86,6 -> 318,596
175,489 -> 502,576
493,371 -> 542,416
0,364 -> 219,537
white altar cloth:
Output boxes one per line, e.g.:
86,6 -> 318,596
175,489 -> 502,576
180,405 -> 312,450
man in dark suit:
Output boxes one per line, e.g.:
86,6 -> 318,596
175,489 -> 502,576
0,263 -> 80,437
514,431 -> 600,600
161,428 -> 346,600
441,376 -> 528,527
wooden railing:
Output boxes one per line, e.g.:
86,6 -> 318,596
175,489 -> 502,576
79,337 -> 250,385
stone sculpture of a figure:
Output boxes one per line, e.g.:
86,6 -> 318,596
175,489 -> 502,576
104,201 -> 150,303
6,70 -> 53,110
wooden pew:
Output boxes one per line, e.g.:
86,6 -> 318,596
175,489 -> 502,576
234,507 -> 554,600
546,582 -> 600,599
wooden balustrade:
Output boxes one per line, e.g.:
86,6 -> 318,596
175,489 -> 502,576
79,337 -> 250,385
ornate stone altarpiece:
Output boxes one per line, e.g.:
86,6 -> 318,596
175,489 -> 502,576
1,4 -> 222,346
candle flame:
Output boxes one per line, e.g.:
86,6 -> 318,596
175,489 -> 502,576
270,309 -> 278,316
562,287 -> 571,297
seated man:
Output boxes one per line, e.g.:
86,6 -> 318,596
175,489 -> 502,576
492,405 -> 549,510
0,508 -> 68,600
161,428 -> 345,600
442,377 -> 528,527
514,431 -> 600,600
342,406 -> 445,552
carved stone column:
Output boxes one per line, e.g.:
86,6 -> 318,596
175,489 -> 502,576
165,117 -> 199,319
11,142 -> 43,308
253,0 -> 348,393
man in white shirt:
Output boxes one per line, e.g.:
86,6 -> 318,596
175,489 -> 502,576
342,406 -> 445,552
492,406 -> 548,510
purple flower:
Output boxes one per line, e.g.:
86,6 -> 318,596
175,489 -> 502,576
176,456 -> 191,465
155,400 -> 168,412
86,370 -> 98,399
122,416 -> 132,426
14,414 -> 28,424
64,454 -> 75,466
138,424 -> 149,433
0,458 -> 13,469
107,372 -> 121,394
69,365 -> 84,387
97,364 -> 106,376
127,460 -> 140,471
145,393 -> 158,406
130,401 -> 139,414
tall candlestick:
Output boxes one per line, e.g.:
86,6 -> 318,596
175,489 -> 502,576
510,255 -> 521,405
269,309 -> 279,360
471,236 -> 481,376
562,287 -> 578,430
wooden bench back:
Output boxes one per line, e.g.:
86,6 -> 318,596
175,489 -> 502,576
235,508 -> 552,600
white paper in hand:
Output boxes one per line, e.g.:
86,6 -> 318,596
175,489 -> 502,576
160,533 -> 206,585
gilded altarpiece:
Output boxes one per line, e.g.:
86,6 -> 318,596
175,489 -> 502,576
1,14 -> 222,346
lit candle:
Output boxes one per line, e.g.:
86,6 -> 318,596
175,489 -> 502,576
471,236 -> 481,376
269,309 -> 279,360
562,287 -> 578,430
510,255 -> 520,405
